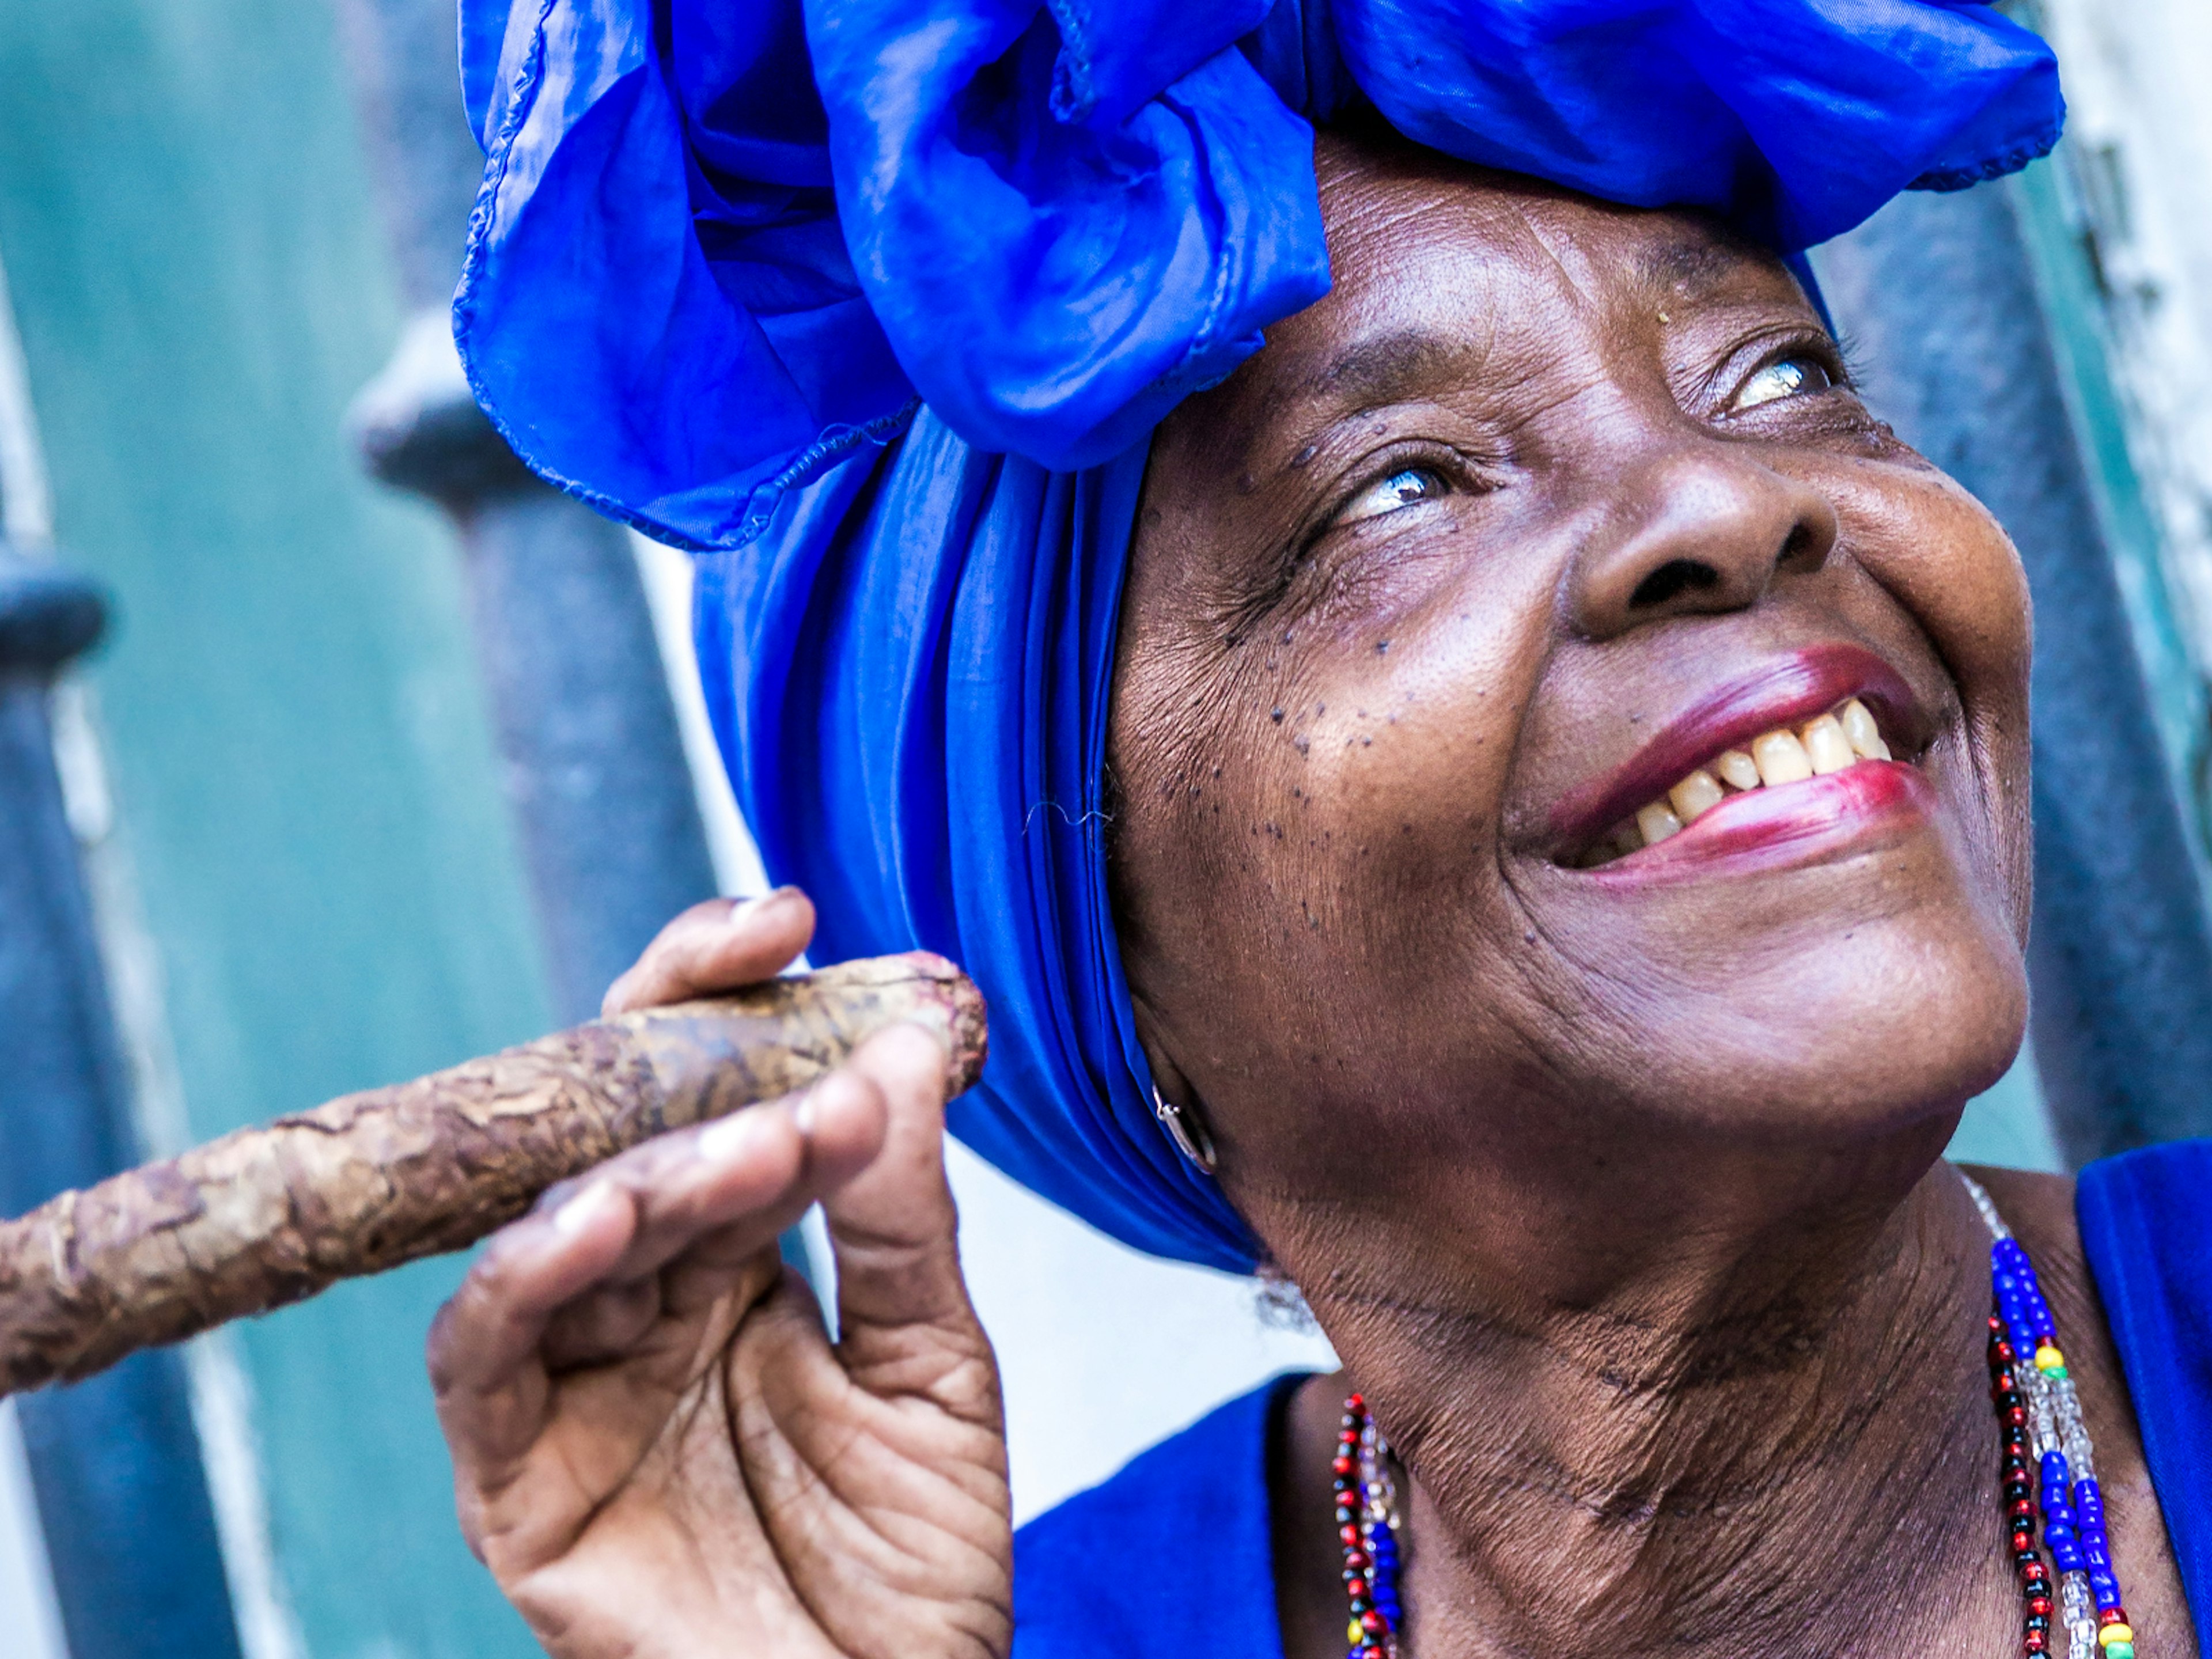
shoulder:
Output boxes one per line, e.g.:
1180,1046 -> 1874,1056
1012,1375 -> 1303,1659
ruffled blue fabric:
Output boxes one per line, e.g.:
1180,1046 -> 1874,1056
454,0 -> 2065,1270
454,0 -> 2059,551
691,418 -> 1262,1265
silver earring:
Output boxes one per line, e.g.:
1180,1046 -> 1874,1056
1152,1084 -> 1218,1174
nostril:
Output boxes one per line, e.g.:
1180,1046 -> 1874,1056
1778,523 -> 1823,570
1629,559 -> 1721,609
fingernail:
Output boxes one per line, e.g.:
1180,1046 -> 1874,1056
727,887 -> 797,927
552,1182 -> 618,1236
698,1111 -> 765,1164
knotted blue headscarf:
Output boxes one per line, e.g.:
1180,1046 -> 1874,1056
454,0 -> 2063,1271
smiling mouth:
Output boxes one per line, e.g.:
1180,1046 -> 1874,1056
1544,643 -> 1934,875
1577,697 -> 1896,868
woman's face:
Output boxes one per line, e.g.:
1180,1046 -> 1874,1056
1109,137 -> 2032,1262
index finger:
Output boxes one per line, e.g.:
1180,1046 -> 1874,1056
601,888 -> 816,1017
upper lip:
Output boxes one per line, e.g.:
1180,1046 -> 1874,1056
1546,642 -> 1930,857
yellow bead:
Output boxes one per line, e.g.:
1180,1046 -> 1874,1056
2100,1625 -> 2134,1647
2036,1344 -> 2066,1373
1349,1620 -> 1364,1645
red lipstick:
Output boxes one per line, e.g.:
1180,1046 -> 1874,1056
1591,760 -> 1933,882
1549,643 -> 1931,871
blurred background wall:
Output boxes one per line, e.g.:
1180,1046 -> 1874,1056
1,1 -> 2208,1656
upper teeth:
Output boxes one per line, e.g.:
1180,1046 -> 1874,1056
1608,698 -> 1892,861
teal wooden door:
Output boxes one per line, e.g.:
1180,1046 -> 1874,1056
0,4 -> 548,1654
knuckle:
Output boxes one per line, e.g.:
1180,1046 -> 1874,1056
425,1305 -> 464,1392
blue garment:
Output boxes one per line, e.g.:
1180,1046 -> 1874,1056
2080,1139 -> 2212,1628
1013,1150 -> 2212,1652
455,0 -> 2065,1270
1013,1375 -> 1297,1656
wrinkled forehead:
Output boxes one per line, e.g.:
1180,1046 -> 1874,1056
1208,131 -> 1815,429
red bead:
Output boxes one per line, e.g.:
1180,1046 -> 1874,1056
2012,1531 -> 2035,1554
2101,1608 -> 2129,1627
1340,1525 -> 1361,1547
1344,1550 -> 1370,1572
1346,1393 -> 1365,1411
1334,1455 -> 1355,1476
2023,1565 -> 2048,1585
2028,1597 -> 2052,1618
2006,1406 -> 2028,1427
1361,1611 -> 1385,1634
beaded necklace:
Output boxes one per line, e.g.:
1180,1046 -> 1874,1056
1332,1175 -> 2134,1659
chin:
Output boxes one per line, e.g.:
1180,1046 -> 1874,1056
1609,893 -> 2029,1154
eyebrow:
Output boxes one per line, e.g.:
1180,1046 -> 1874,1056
1293,328 -> 1479,411
1633,232 -> 1766,297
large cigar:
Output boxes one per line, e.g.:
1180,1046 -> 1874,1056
0,954 -> 985,1399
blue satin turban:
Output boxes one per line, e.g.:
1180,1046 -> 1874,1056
454,0 -> 2063,1271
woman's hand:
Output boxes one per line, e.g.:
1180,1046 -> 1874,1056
427,891 -> 1012,1659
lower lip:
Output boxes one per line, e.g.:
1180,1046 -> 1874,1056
1584,762 -> 1933,883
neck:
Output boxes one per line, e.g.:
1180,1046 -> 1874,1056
1265,1142 -> 2021,1659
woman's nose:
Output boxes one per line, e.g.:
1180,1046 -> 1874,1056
1566,444 -> 1839,640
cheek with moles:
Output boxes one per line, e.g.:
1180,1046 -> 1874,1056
1105,147 -> 2032,1228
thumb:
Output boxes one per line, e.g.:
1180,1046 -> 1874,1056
817,1025 -> 993,1403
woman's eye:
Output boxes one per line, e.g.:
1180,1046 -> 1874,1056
1336,466 -> 1449,527
1732,354 -> 1835,412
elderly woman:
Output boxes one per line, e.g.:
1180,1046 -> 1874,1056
431,3 -> 2207,1656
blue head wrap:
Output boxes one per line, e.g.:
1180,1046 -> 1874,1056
453,0 -> 2062,1271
